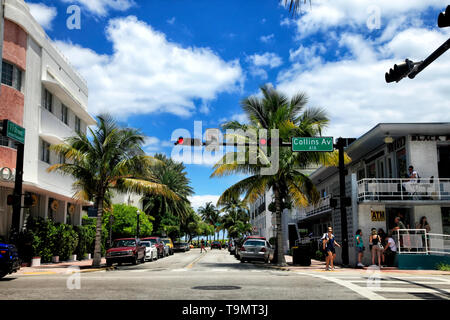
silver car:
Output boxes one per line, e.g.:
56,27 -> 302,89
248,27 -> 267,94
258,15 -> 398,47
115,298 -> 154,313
239,239 -> 274,263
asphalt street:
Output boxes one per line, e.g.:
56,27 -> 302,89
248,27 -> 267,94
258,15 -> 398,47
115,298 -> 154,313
1,248 -> 449,300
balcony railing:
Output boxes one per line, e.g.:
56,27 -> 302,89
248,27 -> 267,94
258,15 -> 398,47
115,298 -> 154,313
295,195 -> 332,219
357,178 -> 450,202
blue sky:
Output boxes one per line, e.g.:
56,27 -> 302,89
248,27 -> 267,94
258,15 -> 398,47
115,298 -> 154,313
25,0 -> 450,210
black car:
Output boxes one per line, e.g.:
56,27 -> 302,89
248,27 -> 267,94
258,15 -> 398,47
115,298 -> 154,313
173,242 -> 189,252
211,241 -> 222,249
0,243 -> 21,279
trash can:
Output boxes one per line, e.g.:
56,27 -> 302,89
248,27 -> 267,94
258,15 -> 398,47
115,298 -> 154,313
292,245 -> 311,266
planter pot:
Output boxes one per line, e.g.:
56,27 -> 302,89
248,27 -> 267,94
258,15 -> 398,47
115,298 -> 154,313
31,257 -> 41,267
52,256 -> 59,263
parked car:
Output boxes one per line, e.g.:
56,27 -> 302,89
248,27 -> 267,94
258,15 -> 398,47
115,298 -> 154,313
161,238 -> 174,255
140,240 -> 158,261
211,241 -> 222,249
239,239 -> 274,263
173,242 -> 190,252
106,238 -> 146,266
0,242 -> 20,279
141,237 -> 166,258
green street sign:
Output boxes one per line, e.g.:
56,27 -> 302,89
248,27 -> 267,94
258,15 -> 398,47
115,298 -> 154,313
292,137 -> 333,152
2,120 -> 25,144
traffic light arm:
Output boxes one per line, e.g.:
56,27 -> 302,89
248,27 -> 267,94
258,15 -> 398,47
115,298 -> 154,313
408,37 -> 450,79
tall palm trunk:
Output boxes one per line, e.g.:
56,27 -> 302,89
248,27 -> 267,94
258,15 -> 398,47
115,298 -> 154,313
274,186 -> 286,266
92,194 -> 104,267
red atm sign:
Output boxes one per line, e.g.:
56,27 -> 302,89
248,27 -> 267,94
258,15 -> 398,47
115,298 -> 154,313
292,137 -> 334,152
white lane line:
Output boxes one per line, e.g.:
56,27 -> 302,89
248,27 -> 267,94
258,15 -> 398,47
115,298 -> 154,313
171,269 -> 188,272
367,287 -> 450,293
349,280 -> 450,285
295,272 -> 386,300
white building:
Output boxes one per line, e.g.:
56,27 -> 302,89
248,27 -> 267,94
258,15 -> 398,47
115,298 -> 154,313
293,123 -> 450,266
0,0 -> 96,239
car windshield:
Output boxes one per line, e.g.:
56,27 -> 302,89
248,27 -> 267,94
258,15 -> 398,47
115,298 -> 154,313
140,241 -> 151,247
113,240 -> 135,247
244,240 -> 265,246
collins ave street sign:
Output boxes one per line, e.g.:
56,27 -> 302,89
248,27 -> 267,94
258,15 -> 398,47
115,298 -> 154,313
292,137 -> 333,152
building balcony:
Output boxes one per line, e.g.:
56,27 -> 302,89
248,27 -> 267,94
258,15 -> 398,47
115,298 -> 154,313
357,178 -> 450,203
293,196 -> 331,221
39,106 -> 75,144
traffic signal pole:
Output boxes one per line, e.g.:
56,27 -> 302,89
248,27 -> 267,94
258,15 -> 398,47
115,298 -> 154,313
336,138 -> 349,266
408,37 -> 450,79
10,143 -> 24,243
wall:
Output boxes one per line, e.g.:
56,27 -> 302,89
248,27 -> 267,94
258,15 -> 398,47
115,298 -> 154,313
407,138 -> 439,179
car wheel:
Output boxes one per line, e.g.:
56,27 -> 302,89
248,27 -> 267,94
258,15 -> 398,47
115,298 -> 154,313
154,252 -> 158,261
132,255 -> 138,265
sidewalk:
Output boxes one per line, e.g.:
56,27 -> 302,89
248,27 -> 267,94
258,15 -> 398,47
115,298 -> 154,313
264,256 -> 450,276
16,258 -> 111,275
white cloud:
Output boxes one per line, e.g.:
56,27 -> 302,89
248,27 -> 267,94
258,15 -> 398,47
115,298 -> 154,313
276,27 -> 450,140
143,136 -> 161,154
167,17 -> 176,25
59,0 -> 135,16
54,16 -> 243,118
27,3 -> 57,30
247,52 -> 283,79
188,195 -> 220,211
260,34 -> 275,43
288,0 -> 446,38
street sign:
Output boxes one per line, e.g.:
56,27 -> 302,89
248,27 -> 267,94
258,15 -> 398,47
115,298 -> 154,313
2,120 -> 25,144
292,137 -> 333,152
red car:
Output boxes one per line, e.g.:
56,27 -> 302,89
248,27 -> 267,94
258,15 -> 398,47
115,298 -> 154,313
141,237 -> 166,258
106,238 -> 146,266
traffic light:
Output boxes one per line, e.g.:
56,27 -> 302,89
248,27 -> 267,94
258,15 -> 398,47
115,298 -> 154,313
7,194 -> 20,206
385,59 -> 414,83
438,5 -> 450,28
174,137 -> 203,146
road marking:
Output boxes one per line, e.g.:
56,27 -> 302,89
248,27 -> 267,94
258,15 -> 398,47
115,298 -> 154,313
295,272 -> 386,300
349,280 -> 450,285
171,269 -> 188,272
185,252 -> 207,269
367,287 -> 450,293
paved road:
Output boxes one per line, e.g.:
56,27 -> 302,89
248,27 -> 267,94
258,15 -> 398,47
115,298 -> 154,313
1,249 -> 449,300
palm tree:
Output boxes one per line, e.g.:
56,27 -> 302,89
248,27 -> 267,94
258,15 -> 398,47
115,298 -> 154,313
218,196 -> 250,241
198,202 -> 220,241
48,114 -> 178,267
284,0 -> 311,15
142,154 -> 193,235
211,85 -> 349,265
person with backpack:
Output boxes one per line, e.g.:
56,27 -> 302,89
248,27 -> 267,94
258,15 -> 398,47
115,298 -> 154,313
322,226 -> 341,271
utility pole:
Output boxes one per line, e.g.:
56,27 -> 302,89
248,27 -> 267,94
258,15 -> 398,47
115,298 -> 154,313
336,138 -> 349,266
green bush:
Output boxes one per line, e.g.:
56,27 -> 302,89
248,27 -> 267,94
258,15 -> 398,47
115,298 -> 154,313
53,223 -> 79,261
74,224 -> 96,260
315,250 -> 325,261
436,263 -> 450,271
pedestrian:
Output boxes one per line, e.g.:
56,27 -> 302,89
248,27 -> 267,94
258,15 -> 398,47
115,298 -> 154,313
415,216 -> 431,252
369,228 -> 383,267
378,228 -> 387,266
383,233 -> 397,267
322,226 -> 341,271
355,229 -> 365,268
200,239 -> 207,253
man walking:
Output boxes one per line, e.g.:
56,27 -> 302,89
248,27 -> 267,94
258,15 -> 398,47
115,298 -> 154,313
200,239 -> 207,253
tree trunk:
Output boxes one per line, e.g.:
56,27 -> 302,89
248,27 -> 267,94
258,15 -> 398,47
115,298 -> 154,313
92,195 -> 104,267
274,186 -> 286,266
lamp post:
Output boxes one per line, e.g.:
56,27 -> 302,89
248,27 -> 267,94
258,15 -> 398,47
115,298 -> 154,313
136,210 -> 140,240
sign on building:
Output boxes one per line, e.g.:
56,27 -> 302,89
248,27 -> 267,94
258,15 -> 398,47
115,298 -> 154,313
1,120 -> 25,144
371,210 -> 385,222
292,137 -> 334,152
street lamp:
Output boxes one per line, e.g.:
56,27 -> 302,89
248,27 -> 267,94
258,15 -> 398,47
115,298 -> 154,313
136,210 -> 140,240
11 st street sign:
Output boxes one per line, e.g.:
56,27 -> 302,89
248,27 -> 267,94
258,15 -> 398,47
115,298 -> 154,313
2,120 -> 25,144
292,137 -> 334,152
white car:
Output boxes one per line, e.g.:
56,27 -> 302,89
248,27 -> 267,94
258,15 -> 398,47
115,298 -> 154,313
140,241 -> 158,261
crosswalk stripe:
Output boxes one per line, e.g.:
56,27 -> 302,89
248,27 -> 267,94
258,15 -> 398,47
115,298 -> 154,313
367,287 -> 450,293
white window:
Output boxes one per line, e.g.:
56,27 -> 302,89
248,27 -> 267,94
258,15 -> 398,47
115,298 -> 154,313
41,140 -> 50,164
43,89 -> 53,113
61,104 -> 68,125
75,116 -> 81,134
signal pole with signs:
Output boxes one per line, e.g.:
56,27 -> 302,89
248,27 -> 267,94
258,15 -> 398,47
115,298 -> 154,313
1,120 -> 26,243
